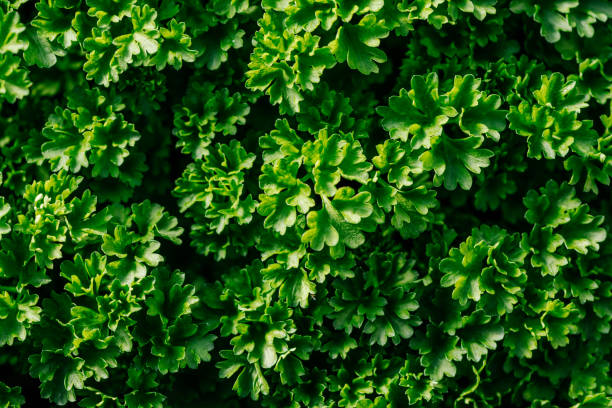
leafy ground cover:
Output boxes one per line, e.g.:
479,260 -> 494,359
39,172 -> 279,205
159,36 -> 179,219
1,0 -> 612,407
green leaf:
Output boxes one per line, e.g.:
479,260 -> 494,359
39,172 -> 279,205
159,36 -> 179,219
372,139 -> 423,188
276,355 -> 306,385
285,0 -> 337,33
421,135 -> 493,191
60,252 -> 105,297
571,393 -> 612,408
0,290 -> 41,346
31,0 -> 78,48
558,205 -> 606,254
542,299 -> 578,348
23,27 -> 57,68
247,15 -> 335,114
459,93 -> 507,141
90,114 -> 140,178
259,119 -> 304,164
523,180 -> 580,227
533,73 -> 588,113
440,225 -> 526,312
65,190 -> 110,243
321,332 -> 358,359
83,28 -> 121,87
0,54 -> 30,103
258,161 -> 314,235
125,391 -> 165,408
457,310 -> 504,362
302,187 -> 373,257
150,19 -> 196,70
0,381 -> 24,407
29,352 -> 87,405
302,130 -> 372,196
440,242 -> 485,305
41,107 -> 90,172
185,334 -> 216,368
146,268 -> 197,323
330,14 -> 389,75
503,318 -> 539,359
263,264 -> 316,307
449,0 -> 497,20
0,9 -> 26,54
86,0 -> 135,26
174,140 -> 256,235
0,198 -> 10,238
410,326 -> 463,381
112,5 -> 160,64
521,227 -> 568,276
378,73 -> 452,146
372,181 -> 437,239
509,73 -> 589,159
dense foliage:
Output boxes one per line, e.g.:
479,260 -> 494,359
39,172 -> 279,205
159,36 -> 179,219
1,0 -> 612,406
